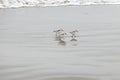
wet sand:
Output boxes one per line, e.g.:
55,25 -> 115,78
0,5 -> 120,80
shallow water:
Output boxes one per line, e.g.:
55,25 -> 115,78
0,5 -> 120,80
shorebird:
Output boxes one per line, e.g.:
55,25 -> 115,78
70,30 -> 79,39
58,32 -> 67,46
59,32 -> 67,38
53,29 -> 64,37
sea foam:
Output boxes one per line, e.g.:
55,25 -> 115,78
0,0 -> 120,8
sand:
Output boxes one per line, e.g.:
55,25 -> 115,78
0,5 -> 120,80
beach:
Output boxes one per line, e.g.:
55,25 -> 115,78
0,5 -> 120,80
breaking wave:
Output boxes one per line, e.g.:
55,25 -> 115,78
0,0 -> 120,8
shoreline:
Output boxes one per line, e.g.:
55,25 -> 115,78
0,4 -> 120,9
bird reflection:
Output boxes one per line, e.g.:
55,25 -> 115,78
54,34 -> 66,46
58,38 -> 66,46
70,38 -> 77,41
70,38 -> 78,46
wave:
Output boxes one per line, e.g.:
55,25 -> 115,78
0,0 -> 120,8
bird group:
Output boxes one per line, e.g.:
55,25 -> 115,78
53,28 -> 79,46
53,28 -> 79,40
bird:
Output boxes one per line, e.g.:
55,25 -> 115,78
59,32 -> 67,39
70,30 -> 79,39
58,32 -> 67,46
53,29 -> 64,37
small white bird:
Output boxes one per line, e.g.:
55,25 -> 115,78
70,30 -> 79,39
53,29 -> 64,37
59,32 -> 67,39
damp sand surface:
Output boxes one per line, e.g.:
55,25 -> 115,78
0,5 -> 120,80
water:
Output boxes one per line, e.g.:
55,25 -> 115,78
0,5 -> 120,80
1,0 -> 120,8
